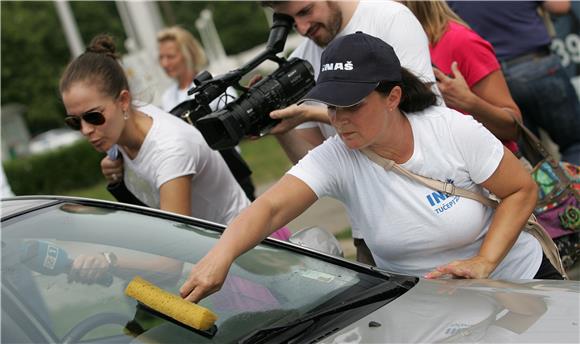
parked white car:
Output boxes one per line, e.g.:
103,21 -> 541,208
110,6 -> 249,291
28,128 -> 83,154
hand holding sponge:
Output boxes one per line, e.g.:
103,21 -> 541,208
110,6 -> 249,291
125,276 -> 218,331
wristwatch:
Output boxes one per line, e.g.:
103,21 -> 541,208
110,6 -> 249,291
102,252 -> 118,271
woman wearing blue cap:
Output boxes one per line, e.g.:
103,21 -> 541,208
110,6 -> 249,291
181,32 -> 562,303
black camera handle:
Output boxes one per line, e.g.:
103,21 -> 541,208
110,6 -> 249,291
189,12 -> 293,93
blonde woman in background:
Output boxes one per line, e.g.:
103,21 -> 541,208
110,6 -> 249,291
402,0 -> 522,155
157,26 -> 235,113
157,26 -> 258,201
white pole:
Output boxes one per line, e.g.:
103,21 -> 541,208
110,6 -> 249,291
119,1 -> 164,57
195,8 -> 234,74
54,0 -> 84,58
115,1 -> 139,53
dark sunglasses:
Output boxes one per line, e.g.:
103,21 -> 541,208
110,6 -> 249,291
64,111 -> 106,130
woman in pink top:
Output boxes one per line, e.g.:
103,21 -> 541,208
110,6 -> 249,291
403,0 -> 521,153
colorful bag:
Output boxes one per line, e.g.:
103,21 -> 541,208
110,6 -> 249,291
516,118 -> 579,268
533,161 -> 580,236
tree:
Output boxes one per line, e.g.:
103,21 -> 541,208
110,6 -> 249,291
1,1 -> 269,136
1,1 -> 125,136
70,2 -> 127,55
163,1 -> 270,55
1,1 -> 70,135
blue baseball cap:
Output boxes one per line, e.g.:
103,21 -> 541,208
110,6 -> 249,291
299,31 -> 401,107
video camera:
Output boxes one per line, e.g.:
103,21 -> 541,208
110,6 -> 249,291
170,13 -> 315,150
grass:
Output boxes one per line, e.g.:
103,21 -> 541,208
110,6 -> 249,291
239,136 -> 293,186
334,227 -> 352,240
62,181 -> 115,201
63,135 -> 291,201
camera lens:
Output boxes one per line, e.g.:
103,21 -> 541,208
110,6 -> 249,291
196,58 -> 315,150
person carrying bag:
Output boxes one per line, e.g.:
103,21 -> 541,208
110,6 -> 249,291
362,148 -> 569,280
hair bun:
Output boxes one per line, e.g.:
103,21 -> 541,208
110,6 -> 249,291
86,34 -> 119,59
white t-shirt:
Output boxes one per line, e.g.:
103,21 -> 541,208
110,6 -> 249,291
161,82 -> 237,113
288,106 -> 542,279
121,104 -> 250,224
291,0 -> 439,135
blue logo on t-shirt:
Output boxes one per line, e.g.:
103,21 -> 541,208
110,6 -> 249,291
425,179 -> 460,215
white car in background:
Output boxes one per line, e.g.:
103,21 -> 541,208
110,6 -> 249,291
28,128 -> 83,154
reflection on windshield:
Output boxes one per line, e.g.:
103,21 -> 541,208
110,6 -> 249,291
1,201 -> 391,343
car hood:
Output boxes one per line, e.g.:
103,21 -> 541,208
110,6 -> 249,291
324,279 -> 579,343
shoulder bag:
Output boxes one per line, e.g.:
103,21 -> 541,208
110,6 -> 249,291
514,115 -> 579,269
361,148 -> 568,279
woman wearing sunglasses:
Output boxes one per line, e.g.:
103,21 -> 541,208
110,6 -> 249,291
59,34 -> 252,226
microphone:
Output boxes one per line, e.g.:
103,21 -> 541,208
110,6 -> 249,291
21,240 -> 113,286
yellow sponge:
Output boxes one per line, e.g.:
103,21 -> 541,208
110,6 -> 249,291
125,276 -> 218,331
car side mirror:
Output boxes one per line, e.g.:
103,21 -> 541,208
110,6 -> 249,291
288,226 -> 344,257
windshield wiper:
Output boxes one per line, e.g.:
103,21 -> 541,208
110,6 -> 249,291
238,280 -> 410,344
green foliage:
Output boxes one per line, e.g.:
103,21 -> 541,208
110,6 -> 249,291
2,1 -> 270,137
1,1 -> 126,136
239,136 -> 292,185
69,2 -> 127,54
3,141 -> 105,196
335,227 -> 353,240
162,1 -> 270,55
62,181 -> 115,202
1,1 -> 69,135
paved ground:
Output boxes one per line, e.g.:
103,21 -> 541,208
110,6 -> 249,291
256,182 -> 355,257
256,182 -> 579,280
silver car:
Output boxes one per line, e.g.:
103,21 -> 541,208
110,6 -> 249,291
2,197 -> 578,343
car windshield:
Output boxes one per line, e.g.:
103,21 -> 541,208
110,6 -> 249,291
1,200 -> 399,343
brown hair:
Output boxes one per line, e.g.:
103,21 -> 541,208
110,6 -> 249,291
402,0 -> 468,44
59,34 -> 129,99
157,26 -> 207,72
375,68 -> 437,113
260,1 -> 288,7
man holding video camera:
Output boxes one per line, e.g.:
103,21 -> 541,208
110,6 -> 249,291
261,0 -> 439,264
262,0 -> 438,163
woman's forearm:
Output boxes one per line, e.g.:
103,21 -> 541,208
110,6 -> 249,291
468,70 -> 522,141
180,176 -> 317,302
465,96 -> 520,141
475,147 -> 538,273
210,197 -> 280,263
275,130 -> 316,164
478,178 -> 537,268
479,188 -> 533,266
